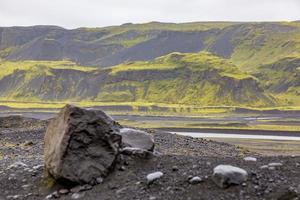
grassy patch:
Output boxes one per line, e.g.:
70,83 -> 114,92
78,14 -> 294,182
0,60 -> 97,79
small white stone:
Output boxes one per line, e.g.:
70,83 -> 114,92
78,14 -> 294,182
268,166 -> 275,170
7,195 -> 22,199
21,184 -> 31,189
96,177 -> 104,184
58,189 -> 69,194
260,165 -> 268,169
214,165 -> 247,176
146,171 -> 163,184
71,192 -> 85,199
243,156 -> 257,162
268,162 -> 283,167
189,176 -> 203,184
33,165 -> 43,170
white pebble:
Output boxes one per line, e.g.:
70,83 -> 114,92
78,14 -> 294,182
268,162 -> 283,167
71,193 -> 85,199
243,156 -> 257,162
146,171 -> 163,184
189,176 -> 203,184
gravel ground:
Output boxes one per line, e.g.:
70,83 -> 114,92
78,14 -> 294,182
0,116 -> 299,200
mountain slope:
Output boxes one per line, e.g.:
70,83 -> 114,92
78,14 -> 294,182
0,22 -> 299,108
0,52 -> 273,106
256,55 -> 300,105
1,22 -> 299,68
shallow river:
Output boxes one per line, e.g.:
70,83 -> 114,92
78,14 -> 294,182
172,132 -> 300,141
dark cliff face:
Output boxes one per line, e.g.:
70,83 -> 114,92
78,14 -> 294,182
92,30 -> 215,67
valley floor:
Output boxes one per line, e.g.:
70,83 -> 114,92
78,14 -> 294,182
0,116 -> 299,200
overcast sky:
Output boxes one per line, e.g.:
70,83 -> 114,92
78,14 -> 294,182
0,0 -> 299,29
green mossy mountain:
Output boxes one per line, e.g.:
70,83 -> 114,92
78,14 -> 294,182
0,22 -> 299,107
1,22 -> 299,68
0,52 -> 273,106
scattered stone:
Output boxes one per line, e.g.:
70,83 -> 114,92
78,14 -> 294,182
268,162 -> 283,167
260,165 -> 269,169
58,189 -> 69,195
70,184 -> 93,193
8,161 -> 27,169
21,184 -> 31,189
96,177 -> 104,184
172,166 -> 179,172
24,141 -> 34,146
33,165 -> 43,170
119,128 -> 154,151
8,173 -> 16,181
6,195 -> 22,199
269,166 -> 276,170
146,171 -> 164,184
188,176 -> 203,184
243,156 -> 257,162
71,192 -> 85,199
46,191 -> 59,199
212,165 -> 248,188
44,105 -> 122,184
118,166 -> 126,171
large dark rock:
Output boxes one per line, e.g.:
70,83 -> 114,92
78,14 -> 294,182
44,105 -> 122,184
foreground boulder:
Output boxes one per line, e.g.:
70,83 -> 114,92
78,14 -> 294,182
212,165 -> 248,188
44,105 -> 122,184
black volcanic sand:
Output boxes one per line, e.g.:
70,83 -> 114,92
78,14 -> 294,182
0,116 -> 299,200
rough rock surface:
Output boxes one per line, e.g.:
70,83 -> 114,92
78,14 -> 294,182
212,165 -> 248,188
44,105 -> 122,184
119,128 -> 154,151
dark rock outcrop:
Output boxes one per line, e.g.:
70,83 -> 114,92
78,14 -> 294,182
44,105 -> 122,184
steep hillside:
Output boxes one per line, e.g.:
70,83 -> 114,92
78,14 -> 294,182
1,22 -> 299,68
256,55 -> 300,105
0,52 -> 273,106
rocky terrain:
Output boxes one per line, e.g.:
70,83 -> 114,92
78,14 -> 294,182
0,106 -> 299,200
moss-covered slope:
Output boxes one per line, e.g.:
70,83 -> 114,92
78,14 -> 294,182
256,55 -> 300,106
0,52 -> 273,106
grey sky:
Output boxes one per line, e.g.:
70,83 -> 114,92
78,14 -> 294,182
0,0 -> 299,29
